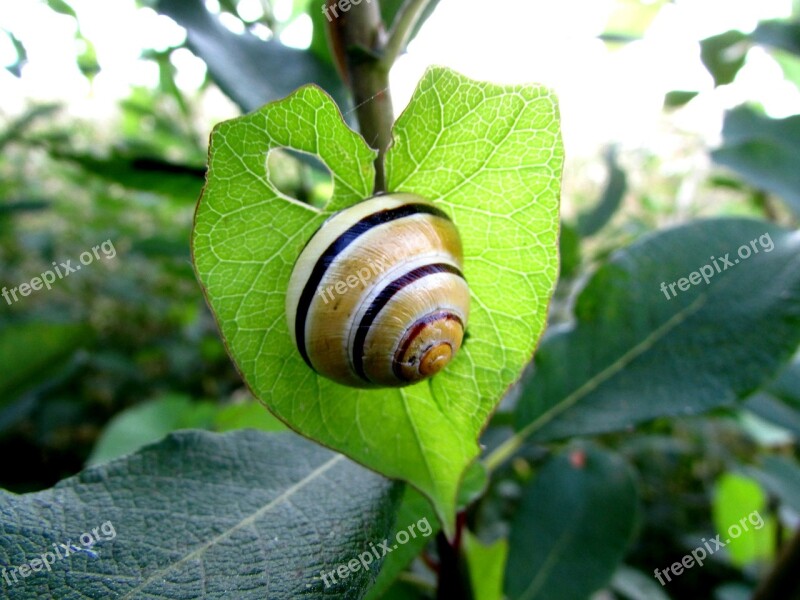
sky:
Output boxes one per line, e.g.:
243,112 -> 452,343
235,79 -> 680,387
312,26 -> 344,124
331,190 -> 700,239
0,0 -> 797,158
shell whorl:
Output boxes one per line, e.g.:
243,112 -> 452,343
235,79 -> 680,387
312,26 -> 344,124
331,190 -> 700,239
285,193 -> 469,388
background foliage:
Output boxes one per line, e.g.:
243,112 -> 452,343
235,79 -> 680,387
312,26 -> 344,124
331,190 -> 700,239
1,1 -> 799,599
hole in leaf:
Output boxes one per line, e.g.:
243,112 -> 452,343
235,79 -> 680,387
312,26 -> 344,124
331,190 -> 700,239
266,148 -> 333,209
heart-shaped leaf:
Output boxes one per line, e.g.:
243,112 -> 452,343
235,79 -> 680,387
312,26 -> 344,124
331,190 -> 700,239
0,430 -> 401,599
192,67 -> 563,535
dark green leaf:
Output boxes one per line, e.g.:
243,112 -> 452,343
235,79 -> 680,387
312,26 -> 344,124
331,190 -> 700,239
742,455 -> 800,513
49,150 -> 205,202
700,30 -> 749,86
515,219 -> 800,442
504,444 -> 640,600
745,358 -> 800,437
576,146 -> 626,237
0,322 -> 88,402
712,105 -> 800,216
0,430 -> 401,599
752,19 -> 800,56
156,0 -> 346,112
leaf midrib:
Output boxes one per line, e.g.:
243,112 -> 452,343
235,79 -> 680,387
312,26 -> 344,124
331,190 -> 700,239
119,453 -> 345,598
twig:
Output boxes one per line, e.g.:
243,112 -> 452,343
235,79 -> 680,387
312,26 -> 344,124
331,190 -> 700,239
381,0 -> 433,69
753,526 -> 800,600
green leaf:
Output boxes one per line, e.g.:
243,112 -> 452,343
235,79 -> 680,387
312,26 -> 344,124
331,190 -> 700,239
86,394 -> 217,466
712,473 -> 775,566
576,146 -> 626,237
712,105 -> 800,217
559,221 -> 581,279
504,444 -> 640,600
194,68 -> 563,536
464,531 -> 507,600
0,430 -> 401,599
213,399 -> 288,432
700,30 -> 749,87
663,90 -> 699,109
513,219 -> 800,443
44,0 -> 77,18
0,322 -> 88,402
156,0 -> 346,112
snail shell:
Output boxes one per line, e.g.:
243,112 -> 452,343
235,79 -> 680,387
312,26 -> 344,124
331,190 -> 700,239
286,193 -> 469,388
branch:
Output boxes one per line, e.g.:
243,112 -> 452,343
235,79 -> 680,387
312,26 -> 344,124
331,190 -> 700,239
381,0 -> 433,69
753,526 -> 800,600
325,0 -> 394,192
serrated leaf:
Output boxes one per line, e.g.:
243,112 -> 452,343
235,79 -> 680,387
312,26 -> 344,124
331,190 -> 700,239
0,430 -> 401,599
193,68 -> 562,536
504,444 -> 640,600
515,219 -> 800,442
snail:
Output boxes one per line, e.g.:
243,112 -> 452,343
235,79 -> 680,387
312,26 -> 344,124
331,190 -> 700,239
285,193 -> 469,388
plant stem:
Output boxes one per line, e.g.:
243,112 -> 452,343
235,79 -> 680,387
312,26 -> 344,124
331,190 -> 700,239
753,526 -> 800,600
435,513 -> 475,600
325,0 -> 394,192
382,0 -> 433,69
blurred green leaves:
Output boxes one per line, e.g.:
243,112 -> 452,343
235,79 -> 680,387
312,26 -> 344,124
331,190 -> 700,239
713,105 -> 800,218
156,0 -> 346,112
504,444 -> 640,600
